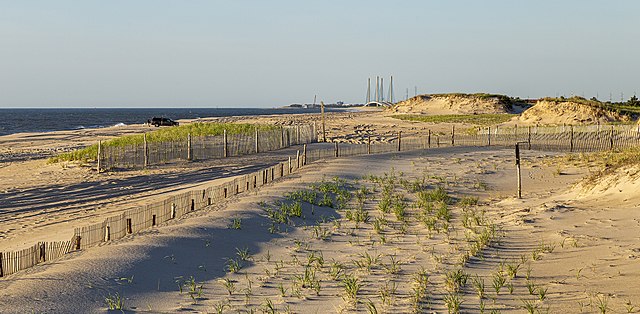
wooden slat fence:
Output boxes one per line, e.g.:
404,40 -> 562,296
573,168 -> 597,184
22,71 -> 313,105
99,124 -> 317,170
3,123 -> 640,278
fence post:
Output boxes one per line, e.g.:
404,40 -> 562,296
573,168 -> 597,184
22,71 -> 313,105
397,131 -> 402,152
570,126 -> 574,152
296,125 -> 300,144
516,143 -> 522,199
303,144 -> 307,165
527,126 -> 531,150
255,127 -> 259,153
451,126 -> 455,146
74,235 -> 81,250
187,133 -> 192,161
0,252 -> 4,277
280,126 -> 285,148
428,130 -> 431,148
39,243 -> 45,262
126,218 -> 132,234
97,140 -> 102,173
143,133 -> 149,168
321,101 -> 327,142
610,125 -> 614,150
334,142 -> 339,157
288,156 -> 292,173
312,121 -> 317,142
296,150 -> 300,168
487,127 -> 491,146
367,135 -> 371,154
223,129 -> 228,157
105,226 -> 111,242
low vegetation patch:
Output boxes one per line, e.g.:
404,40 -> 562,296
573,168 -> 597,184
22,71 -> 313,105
49,122 -> 278,163
391,114 -> 516,126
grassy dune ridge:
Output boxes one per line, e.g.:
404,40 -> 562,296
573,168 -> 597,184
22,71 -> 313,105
49,122 -> 278,163
391,114 -> 516,126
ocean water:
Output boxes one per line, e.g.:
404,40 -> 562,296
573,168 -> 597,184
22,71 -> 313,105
0,108 -> 330,136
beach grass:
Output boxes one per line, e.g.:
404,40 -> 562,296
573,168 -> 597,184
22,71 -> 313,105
49,122 -> 278,163
391,114 -> 516,126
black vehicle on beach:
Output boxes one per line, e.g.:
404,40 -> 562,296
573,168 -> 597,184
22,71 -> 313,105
147,117 -> 179,127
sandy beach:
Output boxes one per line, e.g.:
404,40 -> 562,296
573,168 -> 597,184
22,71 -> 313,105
0,109 -> 639,313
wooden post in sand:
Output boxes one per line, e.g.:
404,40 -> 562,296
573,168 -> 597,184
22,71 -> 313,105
74,235 -> 81,250
105,225 -> 111,242
515,143 -> 522,199
0,252 -> 3,277
487,127 -> 491,146
223,129 -> 228,157
397,131 -> 402,152
570,126 -> 574,152
187,133 -> 192,161
255,126 -> 259,153
143,133 -> 149,168
288,156 -> 292,173
97,140 -> 102,173
428,130 -> 431,148
321,101 -> 327,142
303,144 -> 307,166
334,142 -> 339,157
451,126 -> 455,146
610,125 -> 614,150
367,135 -> 371,154
296,150 -> 300,168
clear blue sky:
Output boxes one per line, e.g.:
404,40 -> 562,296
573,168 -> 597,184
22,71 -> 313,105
1,0 -> 638,108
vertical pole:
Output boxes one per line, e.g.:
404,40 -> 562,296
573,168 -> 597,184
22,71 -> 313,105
451,126 -> 455,146
280,126 -> 285,148
288,156 -> 292,173
375,76 -> 379,102
428,130 -> 431,148
187,133 -> 192,161
74,235 -> 81,250
527,126 -> 531,150
570,125 -> 574,152
143,133 -> 149,168
303,144 -> 307,166
397,131 -> 402,151
321,101 -> 326,142
610,125 -> 614,150
516,143 -> 522,199
312,121 -> 317,142
105,226 -> 111,242
0,252 -> 3,277
223,129 -> 228,157
334,142 -> 339,157
255,126 -> 259,153
367,135 -> 371,154
296,150 -> 300,168
97,140 -> 102,173
487,127 -> 491,146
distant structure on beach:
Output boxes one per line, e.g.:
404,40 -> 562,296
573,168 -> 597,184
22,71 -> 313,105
288,101 -> 361,109
365,76 -> 394,107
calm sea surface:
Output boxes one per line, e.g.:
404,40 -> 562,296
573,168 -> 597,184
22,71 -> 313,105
0,108 -> 333,136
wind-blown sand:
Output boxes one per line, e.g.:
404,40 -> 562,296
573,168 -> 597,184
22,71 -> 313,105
0,110 -> 639,313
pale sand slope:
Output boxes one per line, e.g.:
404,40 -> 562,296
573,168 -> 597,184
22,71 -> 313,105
511,100 -> 632,126
387,94 -> 527,115
3,147 -> 637,313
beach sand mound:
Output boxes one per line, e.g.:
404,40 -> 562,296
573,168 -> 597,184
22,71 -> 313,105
388,93 -> 525,115
516,98 -> 631,125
